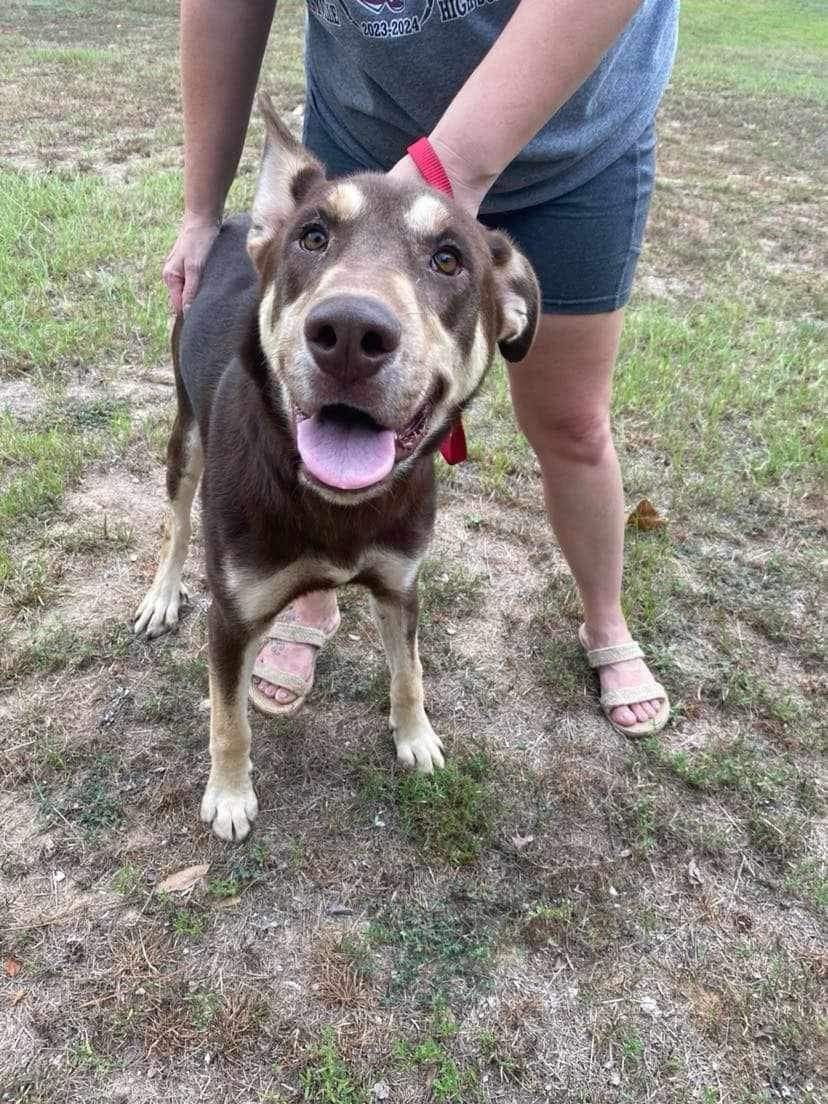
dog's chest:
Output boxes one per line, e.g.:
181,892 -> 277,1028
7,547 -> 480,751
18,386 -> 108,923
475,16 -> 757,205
223,547 -> 418,624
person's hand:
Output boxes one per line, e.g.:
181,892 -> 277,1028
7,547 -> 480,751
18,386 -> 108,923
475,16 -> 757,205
387,136 -> 496,217
162,215 -> 221,314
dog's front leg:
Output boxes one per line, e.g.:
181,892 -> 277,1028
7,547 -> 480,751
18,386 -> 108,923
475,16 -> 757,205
200,603 -> 260,841
370,587 -> 444,774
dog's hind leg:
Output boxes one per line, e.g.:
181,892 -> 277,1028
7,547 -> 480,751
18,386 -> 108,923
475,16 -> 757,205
135,322 -> 203,638
134,415 -> 202,637
369,579 -> 444,774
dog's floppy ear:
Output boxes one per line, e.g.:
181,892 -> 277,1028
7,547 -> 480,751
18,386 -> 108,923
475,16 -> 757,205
247,91 -> 326,267
488,230 -> 541,364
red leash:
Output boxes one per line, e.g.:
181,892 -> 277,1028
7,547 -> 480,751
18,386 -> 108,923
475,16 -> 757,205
406,137 -> 468,466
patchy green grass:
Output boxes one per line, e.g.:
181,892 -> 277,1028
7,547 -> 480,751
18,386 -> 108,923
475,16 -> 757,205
368,901 -> 495,1008
0,170 -> 176,376
0,411 -> 89,521
34,753 -> 124,838
298,1029 -> 363,1104
1,617 -> 135,679
418,558 -> 487,623
395,753 -> 497,864
0,401 -> 133,603
393,1032 -> 478,1103
677,0 -> 828,99
615,304 -> 826,499
110,862 -> 140,896
64,1037 -> 112,1076
206,840 -> 270,900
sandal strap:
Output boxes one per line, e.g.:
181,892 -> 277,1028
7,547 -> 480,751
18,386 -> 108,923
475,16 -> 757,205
265,621 -> 330,648
600,682 -> 666,709
585,641 -> 644,668
251,659 -> 310,694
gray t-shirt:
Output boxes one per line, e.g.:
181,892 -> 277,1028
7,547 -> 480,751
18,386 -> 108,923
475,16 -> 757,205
304,0 -> 678,213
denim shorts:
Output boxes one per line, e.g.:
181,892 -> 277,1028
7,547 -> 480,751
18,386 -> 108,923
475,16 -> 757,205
303,105 -> 655,315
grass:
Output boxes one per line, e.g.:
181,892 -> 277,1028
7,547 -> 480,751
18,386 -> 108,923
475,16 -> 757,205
0,2 -> 825,1103
157,895 -> 208,941
0,402 -> 133,603
70,765 -> 123,835
33,753 -> 124,838
640,734 -> 793,798
615,304 -> 826,500
1,617 -> 135,680
0,170 -> 176,376
0,411 -> 89,521
299,1029 -> 362,1104
393,1035 -> 478,1103
676,0 -> 828,100
368,901 -> 494,1008
354,751 -> 499,863
478,1029 -> 526,1085
207,840 -> 270,899
64,1037 -> 112,1076
111,862 -> 140,896
418,558 -> 487,622
395,753 -> 497,864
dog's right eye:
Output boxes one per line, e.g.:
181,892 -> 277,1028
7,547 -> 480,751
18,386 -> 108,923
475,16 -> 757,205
300,226 -> 329,252
430,247 -> 462,276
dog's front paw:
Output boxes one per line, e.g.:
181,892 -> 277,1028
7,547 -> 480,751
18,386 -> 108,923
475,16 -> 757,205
200,779 -> 258,842
134,578 -> 189,639
393,719 -> 445,774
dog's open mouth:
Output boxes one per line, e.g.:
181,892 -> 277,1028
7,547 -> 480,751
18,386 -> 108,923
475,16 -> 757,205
294,401 -> 432,491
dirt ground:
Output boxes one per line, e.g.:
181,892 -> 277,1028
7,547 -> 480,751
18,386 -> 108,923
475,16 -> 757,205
0,3 -> 825,1103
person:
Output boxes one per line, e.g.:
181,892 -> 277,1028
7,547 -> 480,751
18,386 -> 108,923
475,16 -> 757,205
164,0 -> 677,737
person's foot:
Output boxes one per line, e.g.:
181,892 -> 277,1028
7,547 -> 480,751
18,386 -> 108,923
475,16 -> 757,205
580,621 -> 665,728
252,590 -> 340,707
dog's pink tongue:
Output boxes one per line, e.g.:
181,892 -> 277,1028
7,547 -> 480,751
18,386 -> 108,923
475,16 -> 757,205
297,414 -> 395,490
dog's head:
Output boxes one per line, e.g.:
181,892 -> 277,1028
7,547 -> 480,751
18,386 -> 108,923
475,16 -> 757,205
248,93 -> 540,505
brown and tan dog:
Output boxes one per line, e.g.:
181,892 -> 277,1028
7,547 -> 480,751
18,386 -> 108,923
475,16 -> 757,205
135,94 -> 539,841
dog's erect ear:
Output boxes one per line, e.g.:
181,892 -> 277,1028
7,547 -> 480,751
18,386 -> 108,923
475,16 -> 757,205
488,231 -> 541,364
247,91 -> 326,267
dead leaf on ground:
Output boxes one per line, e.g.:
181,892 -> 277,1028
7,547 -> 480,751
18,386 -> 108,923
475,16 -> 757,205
627,499 -> 667,531
157,863 -> 210,894
4,958 -> 21,978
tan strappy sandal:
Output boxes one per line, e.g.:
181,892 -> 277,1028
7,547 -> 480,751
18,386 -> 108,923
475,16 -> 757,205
249,610 -> 341,717
578,624 -> 670,738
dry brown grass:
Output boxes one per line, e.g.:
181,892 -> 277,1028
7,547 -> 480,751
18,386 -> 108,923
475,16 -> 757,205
312,932 -> 378,1010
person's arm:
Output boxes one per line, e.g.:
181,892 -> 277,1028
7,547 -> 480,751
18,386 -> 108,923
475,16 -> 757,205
164,0 -> 277,311
394,0 -> 643,214
180,0 -> 277,224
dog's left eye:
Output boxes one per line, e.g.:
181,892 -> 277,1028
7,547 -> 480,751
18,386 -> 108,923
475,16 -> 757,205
430,248 -> 462,276
300,226 -> 329,252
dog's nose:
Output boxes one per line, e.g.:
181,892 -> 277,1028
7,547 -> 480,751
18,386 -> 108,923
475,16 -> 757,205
304,295 -> 401,381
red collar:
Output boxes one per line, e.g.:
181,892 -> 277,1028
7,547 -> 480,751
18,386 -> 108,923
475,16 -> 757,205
406,138 -> 468,466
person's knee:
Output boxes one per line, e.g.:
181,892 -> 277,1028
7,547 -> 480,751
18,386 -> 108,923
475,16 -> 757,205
517,407 -> 613,467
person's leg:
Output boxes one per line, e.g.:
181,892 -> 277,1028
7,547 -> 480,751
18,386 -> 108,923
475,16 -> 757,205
252,589 -> 340,706
481,123 -> 664,728
507,310 -> 663,728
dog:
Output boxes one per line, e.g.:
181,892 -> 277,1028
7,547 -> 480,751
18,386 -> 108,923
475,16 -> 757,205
134,93 -> 540,841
